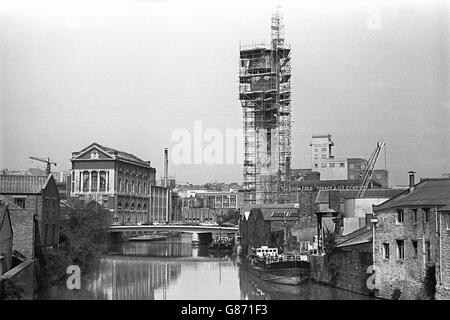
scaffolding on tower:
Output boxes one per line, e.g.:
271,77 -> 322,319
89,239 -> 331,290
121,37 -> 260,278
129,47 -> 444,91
239,9 -> 292,204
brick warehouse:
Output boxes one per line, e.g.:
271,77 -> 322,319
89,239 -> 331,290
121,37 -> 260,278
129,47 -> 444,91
70,143 -> 173,224
0,174 -> 60,251
373,173 -> 450,300
240,204 -> 300,256
0,195 -> 37,259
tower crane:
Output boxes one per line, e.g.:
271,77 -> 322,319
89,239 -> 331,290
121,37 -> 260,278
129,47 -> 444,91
29,156 -> 57,175
356,141 -> 385,198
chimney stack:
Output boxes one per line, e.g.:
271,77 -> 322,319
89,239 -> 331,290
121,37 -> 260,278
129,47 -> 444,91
164,148 -> 168,188
408,171 -> 416,192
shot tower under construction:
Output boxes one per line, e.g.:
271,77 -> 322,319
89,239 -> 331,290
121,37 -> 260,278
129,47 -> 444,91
239,11 -> 292,204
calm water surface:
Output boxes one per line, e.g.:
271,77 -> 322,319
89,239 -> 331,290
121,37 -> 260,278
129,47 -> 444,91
36,236 -> 373,300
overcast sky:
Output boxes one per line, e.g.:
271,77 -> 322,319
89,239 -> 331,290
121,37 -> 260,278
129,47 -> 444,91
0,0 -> 449,186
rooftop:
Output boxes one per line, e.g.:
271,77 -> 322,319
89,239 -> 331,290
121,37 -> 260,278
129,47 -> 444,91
72,142 -> 152,168
336,227 -> 372,248
374,178 -> 450,212
0,175 -> 51,195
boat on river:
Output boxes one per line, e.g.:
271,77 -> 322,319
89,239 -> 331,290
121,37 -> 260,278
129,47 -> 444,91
247,246 -> 310,285
208,236 -> 234,251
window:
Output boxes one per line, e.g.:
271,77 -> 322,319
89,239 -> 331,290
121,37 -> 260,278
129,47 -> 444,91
82,171 -> 89,192
383,243 -> 390,260
412,209 -> 418,223
44,197 -> 49,208
125,180 -> 129,193
138,181 -> 141,194
52,198 -> 56,209
321,154 -> 327,159
396,209 -> 404,223
321,163 -> 327,168
350,175 -> 355,179
425,241 -> 431,262
91,171 -> 98,191
99,171 -> 106,191
339,163 -> 345,167
396,240 -> 404,260
376,174 -> 382,179
424,209 -> 430,222
314,148 -> 318,152
350,164 -> 354,169
314,163 -> 318,168
412,240 -> 418,256
322,148 -> 327,152
330,163 -> 335,168
52,224 -> 57,246
14,198 -> 26,209
44,224 -> 49,247
314,154 -> 318,160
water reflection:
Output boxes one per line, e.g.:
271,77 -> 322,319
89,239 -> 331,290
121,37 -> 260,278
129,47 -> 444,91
108,238 -> 209,257
36,237 -> 374,300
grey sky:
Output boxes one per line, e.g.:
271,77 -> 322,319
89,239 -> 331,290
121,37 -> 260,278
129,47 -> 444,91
0,0 -> 449,186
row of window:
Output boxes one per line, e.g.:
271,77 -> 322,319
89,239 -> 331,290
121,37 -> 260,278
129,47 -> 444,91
382,239 -> 431,262
117,201 -> 147,211
78,171 -> 108,192
118,178 -> 149,195
314,162 -> 346,169
44,197 -> 58,209
349,174 -> 382,180
396,208 -> 432,224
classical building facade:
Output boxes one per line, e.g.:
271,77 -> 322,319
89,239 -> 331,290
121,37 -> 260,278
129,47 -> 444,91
70,143 -> 171,224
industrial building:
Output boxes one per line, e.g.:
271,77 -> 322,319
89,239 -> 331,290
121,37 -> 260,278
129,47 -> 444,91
240,10 -> 291,204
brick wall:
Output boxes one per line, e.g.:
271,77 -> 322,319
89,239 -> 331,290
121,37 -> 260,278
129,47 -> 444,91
374,207 -> 437,300
436,212 -> 450,300
290,191 -> 319,242
310,243 -> 373,295
9,209 -> 35,259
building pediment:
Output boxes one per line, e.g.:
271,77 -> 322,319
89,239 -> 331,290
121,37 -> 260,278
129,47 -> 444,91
73,145 -> 113,161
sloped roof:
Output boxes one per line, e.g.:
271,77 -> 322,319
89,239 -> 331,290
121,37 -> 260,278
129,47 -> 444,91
0,175 -> 50,194
72,142 -> 152,167
0,204 -> 13,235
336,227 -> 372,248
0,195 -> 22,210
374,179 -> 450,212
315,189 -> 405,204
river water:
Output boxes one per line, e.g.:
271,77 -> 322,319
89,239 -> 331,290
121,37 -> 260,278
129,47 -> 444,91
36,236 -> 373,300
